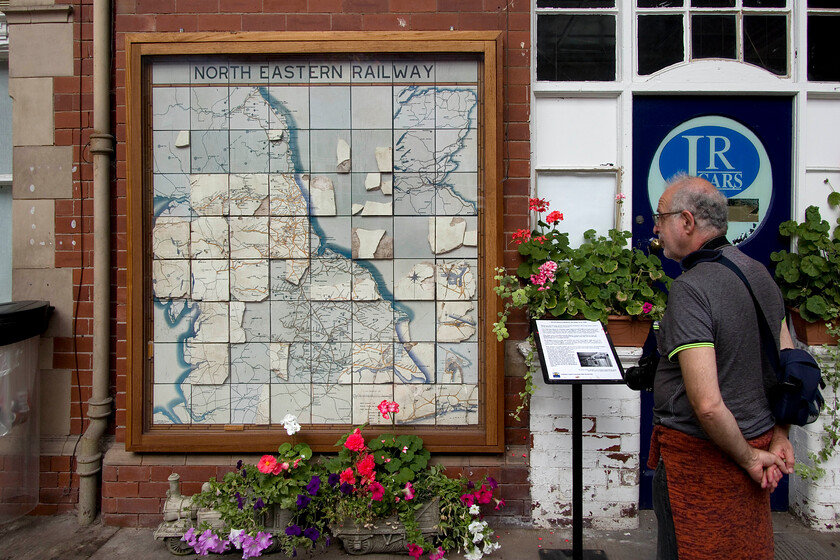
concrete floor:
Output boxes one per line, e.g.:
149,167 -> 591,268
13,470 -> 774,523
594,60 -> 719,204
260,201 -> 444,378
0,510 -> 837,560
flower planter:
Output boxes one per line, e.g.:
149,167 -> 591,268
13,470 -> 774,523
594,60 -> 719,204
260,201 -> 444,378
331,499 -> 440,555
789,308 -> 838,346
605,316 -> 652,347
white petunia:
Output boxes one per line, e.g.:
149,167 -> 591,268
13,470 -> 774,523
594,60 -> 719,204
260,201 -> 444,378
468,520 -> 487,534
483,541 -> 501,554
469,504 -> 481,515
464,547 -> 484,560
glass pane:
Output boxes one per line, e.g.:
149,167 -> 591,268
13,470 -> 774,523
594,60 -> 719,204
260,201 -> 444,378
537,0 -> 614,7
743,0 -> 787,6
692,14 -> 737,59
637,0 -> 684,6
744,15 -> 787,75
808,1 -> 840,8
808,15 -> 840,81
638,15 -> 685,75
537,14 -> 617,81
691,0 -> 735,6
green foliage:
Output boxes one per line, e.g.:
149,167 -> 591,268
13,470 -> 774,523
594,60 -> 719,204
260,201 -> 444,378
314,426 -> 502,558
770,205 -> 840,323
795,319 -> 840,481
192,442 -> 320,555
495,227 -> 671,343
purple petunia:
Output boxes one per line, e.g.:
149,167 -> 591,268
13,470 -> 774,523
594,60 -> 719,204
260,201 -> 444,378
285,524 -> 302,536
303,527 -> 320,543
328,473 -> 340,486
339,482 -> 353,495
253,497 -> 265,511
236,459 -> 243,470
235,491 -> 244,510
306,475 -> 321,495
487,476 -> 498,490
296,494 -> 311,508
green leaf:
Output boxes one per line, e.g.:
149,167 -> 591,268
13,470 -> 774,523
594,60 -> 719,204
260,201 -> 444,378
828,190 -> 840,207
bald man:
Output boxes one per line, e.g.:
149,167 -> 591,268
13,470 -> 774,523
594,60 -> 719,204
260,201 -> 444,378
648,174 -> 795,560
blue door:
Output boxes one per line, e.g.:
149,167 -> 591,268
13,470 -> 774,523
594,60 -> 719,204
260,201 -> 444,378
632,96 -> 793,510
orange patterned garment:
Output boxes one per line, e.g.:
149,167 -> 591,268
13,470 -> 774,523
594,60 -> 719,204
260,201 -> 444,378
649,425 -> 774,560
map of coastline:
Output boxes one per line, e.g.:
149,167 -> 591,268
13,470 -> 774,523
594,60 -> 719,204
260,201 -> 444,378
150,57 -> 481,428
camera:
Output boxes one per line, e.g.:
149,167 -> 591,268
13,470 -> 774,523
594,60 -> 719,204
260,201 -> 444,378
624,352 -> 660,392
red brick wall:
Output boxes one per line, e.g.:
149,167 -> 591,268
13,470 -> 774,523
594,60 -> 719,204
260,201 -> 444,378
41,0 -> 532,525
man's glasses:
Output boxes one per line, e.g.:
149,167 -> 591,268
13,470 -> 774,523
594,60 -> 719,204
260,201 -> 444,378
652,211 -> 683,226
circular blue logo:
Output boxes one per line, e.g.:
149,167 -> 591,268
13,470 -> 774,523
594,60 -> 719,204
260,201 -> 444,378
658,125 -> 761,197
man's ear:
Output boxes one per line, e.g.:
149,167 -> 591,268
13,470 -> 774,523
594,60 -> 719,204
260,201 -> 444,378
680,209 -> 696,233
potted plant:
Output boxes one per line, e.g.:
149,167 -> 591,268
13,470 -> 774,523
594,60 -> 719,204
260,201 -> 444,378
770,202 -> 840,346
314,401 -> 503,559
168,407 -> 504,559
494,197 -> 671,418
184,442 -> 325,557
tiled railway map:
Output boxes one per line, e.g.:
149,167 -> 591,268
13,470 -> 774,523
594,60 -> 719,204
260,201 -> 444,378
149,56 -> 481,428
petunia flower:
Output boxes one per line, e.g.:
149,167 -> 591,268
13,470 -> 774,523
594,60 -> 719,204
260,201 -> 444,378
285,524 -> 302,537
303,527 -> 320,543
296,494 -> 311,508
642,302 -> 653,314
474,485 -> 493,504
403,481 -> 415,500
487,477 -> 498,490
328,472 -> 341,486
429,546 -> 447,560
494,498 -> 506,510
408,543 -> 425,559
253,497 -> 265,511
369,481 -> 385,501
339,482 -> 354,495
460,493 -> 476,507
306,475 -> 321,495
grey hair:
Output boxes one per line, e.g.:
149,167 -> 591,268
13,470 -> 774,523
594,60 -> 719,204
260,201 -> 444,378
664,173 -> 728,235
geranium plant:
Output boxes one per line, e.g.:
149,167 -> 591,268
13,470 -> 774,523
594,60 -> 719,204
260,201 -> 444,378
494,197 -> 671,418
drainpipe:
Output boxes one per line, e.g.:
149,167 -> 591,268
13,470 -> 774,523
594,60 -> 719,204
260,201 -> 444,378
77,0 -> 113,524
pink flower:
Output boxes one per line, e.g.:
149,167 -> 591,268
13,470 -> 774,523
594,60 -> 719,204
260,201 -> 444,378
377,400 -> 400,420
429,546 -> 446,560
403,482 -> 415,500
494,498 -> 506,510
460,493 -> 476,507
356,454 -> 375,478
271,461 -> 290,475
529,197 -> 549,213
408,543 -> 424,559
530,260 -> 557,289
340,467 -> 356,485
511,228 -> 531,246
642,302 -> 653,314
474,485 -> 493,504
369,481 -> 385,501
257,455 -> 277,474
546,210 -> 564,224
344,428 -> 366,452
615,193 -> 626,202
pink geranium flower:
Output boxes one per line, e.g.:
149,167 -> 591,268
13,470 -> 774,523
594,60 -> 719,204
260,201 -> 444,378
340,467 -> 356,485
256,455 -> 277,474
344,428 -> 366,452
356,454 -> 375,478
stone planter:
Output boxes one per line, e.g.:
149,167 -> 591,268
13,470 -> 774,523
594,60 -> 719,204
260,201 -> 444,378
331,499 -> 440,555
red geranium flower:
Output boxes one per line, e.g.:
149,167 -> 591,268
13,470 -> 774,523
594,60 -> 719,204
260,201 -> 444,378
256,455 -> 277,474
528,197 -> 549,212
511,228 -> 531,246
546,210 -> 564,225
356,454 -> 375,478
340,467 -> 356,485
344,428 -> 366,452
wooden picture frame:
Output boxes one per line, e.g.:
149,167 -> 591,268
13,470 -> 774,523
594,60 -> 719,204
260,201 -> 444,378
125,32 -> 504,452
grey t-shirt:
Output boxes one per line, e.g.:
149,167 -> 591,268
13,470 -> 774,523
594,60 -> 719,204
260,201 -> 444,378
653,245 -> 784,440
